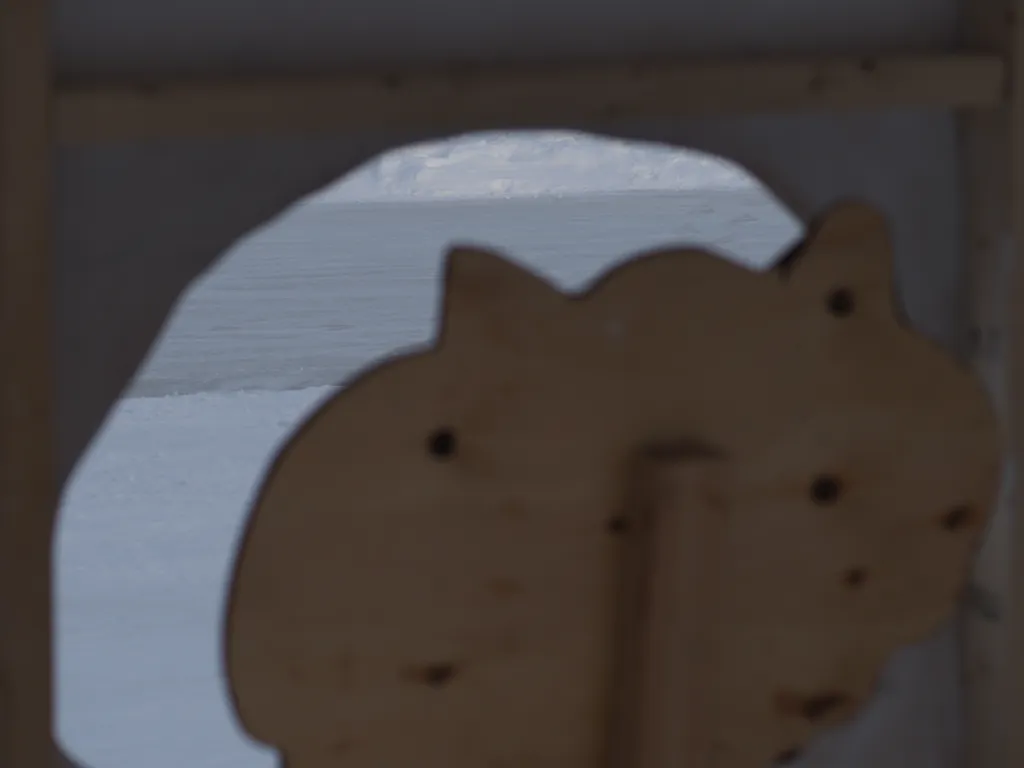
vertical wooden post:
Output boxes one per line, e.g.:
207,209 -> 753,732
1005,2 -> 1024,766
608,452 -> 728,768
960,0 -> 1024,767
0,0 -> 54,766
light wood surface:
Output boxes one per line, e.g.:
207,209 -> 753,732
226,202 -> 1000,768
608,453 -> 730,768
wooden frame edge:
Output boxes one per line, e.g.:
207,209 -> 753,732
1005,0 -> 1024,764
960,0 -> 1022,767
56,53 -> 1006,145
0,0 -> 55,766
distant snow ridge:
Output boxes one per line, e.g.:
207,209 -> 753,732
316,132 -> 756,202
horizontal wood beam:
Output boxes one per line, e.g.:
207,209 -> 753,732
56,53 -> 1007,145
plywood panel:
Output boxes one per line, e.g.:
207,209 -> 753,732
225,203 -> 1000,768
53,112 -> 973,768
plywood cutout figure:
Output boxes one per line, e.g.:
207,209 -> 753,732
225,202 -> 1001,768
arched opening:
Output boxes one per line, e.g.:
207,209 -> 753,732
55,130 -> 803,768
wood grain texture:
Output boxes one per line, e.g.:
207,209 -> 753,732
225,202 -> 1000,768
608,453 -> 729,768
958,0 -> 1019,765
0,0 -> 55,766
56,54 -> 1005,144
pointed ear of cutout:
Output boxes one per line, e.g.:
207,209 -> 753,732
439,245 -> 565,351
775,202 -> 896,320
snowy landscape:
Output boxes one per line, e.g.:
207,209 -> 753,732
55,133 -> 800,768
314,132 -> 755,202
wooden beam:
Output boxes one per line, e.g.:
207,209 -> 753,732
0,0 -> 55,767
959,0 -> 1020,767
609,454 -> 729,768
56,53 -> 1006,145
1005,0 -> 1024,765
